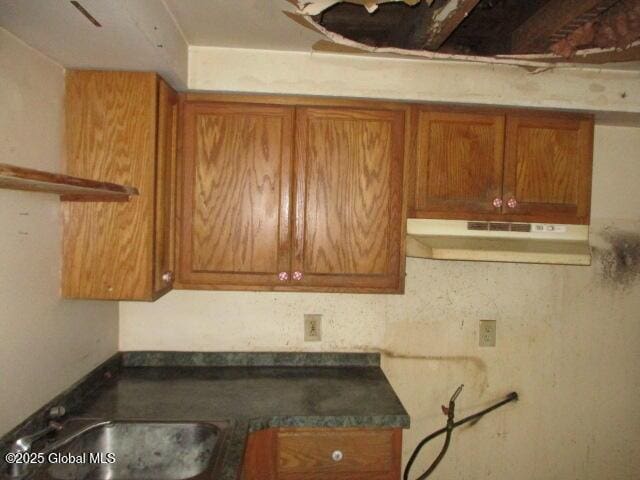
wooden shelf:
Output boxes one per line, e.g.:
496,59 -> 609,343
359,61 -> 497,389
0,163 -> 138,201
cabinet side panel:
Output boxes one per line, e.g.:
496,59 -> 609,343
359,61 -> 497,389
154,78 -> 179,296
241,428 -> 277,480
62,71 -> 156,300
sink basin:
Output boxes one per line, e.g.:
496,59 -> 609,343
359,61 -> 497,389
32,420 -> 229,480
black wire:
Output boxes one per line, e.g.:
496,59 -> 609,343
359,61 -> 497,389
413,425 -> 453,480
403,392 -> 518,480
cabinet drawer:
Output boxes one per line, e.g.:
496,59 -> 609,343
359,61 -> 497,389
277,428 -> 397,477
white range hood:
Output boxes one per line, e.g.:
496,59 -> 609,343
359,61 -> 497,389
407,219 -> 591,266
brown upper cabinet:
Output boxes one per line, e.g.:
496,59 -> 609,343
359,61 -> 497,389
414,110 -> 505,218
411,107 -> 594,224
61,77 -> 597,300
503,114 -> 593,223
293,107 -> 406,292
177,97 -> 408,293
62,71 -> 178,300
178,102 -> 295,289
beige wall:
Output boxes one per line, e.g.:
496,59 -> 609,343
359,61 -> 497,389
0,29 -> 119,436
121,46 -> 640,479
121,125 -> 640,479
189,46 -> 640,116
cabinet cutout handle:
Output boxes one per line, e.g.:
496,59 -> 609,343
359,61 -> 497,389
292,271 -> 303,281
507,198 -> 518,209
492,198 -> 503,208
331,450 -> 343,462
278,272 -> 289,281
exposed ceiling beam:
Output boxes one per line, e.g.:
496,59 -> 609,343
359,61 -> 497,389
405,0 -> 481,50
511,0 -> 621,54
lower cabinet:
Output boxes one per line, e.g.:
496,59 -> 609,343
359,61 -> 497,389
242,428 -> 403,480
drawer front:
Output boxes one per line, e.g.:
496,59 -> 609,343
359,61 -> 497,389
277,428 -> 396,476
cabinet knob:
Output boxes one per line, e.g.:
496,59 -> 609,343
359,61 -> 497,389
492,198 -> 503,208
507,197 -> 518,209
292,271 -> 303,281
162,271 -> 174,284
331,450 -> 343,462
278,271 -> 289,281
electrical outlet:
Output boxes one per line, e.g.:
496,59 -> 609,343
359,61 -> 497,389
304,314 -> 322,342
479,320 -> 496,347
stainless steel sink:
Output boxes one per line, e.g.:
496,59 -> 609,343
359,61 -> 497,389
30,420 -> 229,480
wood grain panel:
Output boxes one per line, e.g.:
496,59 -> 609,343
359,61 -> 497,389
0,162 -> 138,199
153,78 -> 178,295
277,429 -> 394,475
241,428 -> 402,480
515,127 -> 579,203
178,102 -> 294,287
302,113 -> 392,275
62,71 -> 158,300
503,114 -> 593,224
293,107 -> 406,292
414,109 -> 505,217
241,428 -> 277,480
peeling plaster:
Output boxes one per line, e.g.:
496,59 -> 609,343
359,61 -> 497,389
433,0 -> 461,24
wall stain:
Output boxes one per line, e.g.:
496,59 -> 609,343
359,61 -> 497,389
593,228 -> 640,287
375,348 -> 487,372
346,344 -> 486,371
347,344 -> 489,394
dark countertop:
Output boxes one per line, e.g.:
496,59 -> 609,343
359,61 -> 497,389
68,353 -> 409,480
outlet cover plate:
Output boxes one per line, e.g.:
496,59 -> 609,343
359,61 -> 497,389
479,320 -> 496,347
304,314 -> 322,342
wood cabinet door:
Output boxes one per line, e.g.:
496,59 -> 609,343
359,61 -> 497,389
413,109 -> 505,219
153,78 -> 178,296
503,114 -> 593,224
178,102 -> 294,288
277,428 -> 401,479
293,107 -> 406,293
62,71 -> 158,300
241,428 -> 402,480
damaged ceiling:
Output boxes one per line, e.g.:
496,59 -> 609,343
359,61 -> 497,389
293,0 -> 640,66
2,0 -> 638,75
